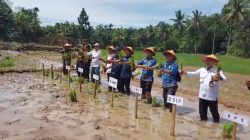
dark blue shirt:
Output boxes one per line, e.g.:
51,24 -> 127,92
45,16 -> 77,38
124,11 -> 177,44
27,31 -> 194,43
111,54 -> 122,78
137,57 -> 157,81
120,55 -> 133,78
162,61 -> 179,88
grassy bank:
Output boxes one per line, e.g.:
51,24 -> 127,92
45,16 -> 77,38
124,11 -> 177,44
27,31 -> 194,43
101,50 -> 250,75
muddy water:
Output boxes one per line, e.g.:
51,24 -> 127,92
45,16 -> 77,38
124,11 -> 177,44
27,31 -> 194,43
0,73 -> 249,140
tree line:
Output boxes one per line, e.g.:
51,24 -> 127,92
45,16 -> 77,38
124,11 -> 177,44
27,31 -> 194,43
0,0 -> 250,57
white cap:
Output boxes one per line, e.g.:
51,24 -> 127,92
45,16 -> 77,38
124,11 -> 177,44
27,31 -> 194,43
93,43 -> 100,47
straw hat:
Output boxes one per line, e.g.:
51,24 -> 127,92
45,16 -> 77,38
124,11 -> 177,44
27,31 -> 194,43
63,43 -> 72,48
124,46 -> 134,55
163,50 -> 177,60
144,47 -> 155,56
202,54 -> 219,63
107,46 -> 115,51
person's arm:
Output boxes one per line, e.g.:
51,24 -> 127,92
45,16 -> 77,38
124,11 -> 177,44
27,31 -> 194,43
162,64 -> 178,74
136,60 -> 146,68
145,59 -> 157,70
212,70 -> 227,81
87,51 -> 92,56
184,68 -> 202,77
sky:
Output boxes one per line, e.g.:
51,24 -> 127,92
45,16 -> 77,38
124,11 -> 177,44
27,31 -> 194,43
10,0 -> 229,28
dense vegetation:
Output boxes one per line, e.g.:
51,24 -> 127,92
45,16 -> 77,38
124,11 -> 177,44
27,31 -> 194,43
0,0 -> 250,57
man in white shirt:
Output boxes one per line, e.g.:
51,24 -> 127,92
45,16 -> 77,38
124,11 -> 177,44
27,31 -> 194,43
182,54 -> 226,123
88,43 -> 102,83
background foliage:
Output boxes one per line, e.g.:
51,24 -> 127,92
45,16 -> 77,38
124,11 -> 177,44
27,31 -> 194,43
0,0 -> 250,57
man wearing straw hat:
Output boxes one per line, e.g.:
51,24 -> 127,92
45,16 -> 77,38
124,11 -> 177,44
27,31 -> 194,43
182,54 -> 226,123
136,47 -> 157,104
160,50 -> 180,112
61,43 -> 72,75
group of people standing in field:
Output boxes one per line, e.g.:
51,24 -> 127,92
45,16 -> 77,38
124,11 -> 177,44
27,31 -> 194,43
61,40 -> 227,123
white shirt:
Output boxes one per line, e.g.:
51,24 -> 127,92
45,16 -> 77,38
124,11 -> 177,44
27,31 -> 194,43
186,67 -> 226,101
88,50 -> 101,67
106,54 -> 114,74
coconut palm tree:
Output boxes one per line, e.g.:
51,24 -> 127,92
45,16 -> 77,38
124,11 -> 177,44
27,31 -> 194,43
224,0 -> 249,55
187,10 -> 206,54
211,14 -> 221,54
170,10 -> 185,53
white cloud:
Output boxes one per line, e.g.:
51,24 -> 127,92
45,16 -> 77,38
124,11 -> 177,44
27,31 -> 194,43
10,0 -> 228,27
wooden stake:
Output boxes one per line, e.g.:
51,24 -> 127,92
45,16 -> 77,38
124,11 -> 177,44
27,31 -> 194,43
51,64 -> 54,80
42,63 -> 45,76
59,69 -> 62,84
94,80 -> 97,98
135,92 -> 138,118
232,122 -> 237,140
68,69 -> 70,87
111,91 -> 114,107
171,104 -> 177,136
79,73 -> 82,92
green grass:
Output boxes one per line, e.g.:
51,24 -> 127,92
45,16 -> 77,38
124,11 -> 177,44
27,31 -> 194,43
101,50 -> 250,75
0,56 -> 15,67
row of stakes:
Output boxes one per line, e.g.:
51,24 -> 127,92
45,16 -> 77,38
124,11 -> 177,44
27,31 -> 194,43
41,63 -> 247,139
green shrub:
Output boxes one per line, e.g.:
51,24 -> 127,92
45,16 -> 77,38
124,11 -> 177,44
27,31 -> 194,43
69,90 -> 77,102
0,57 -> 15,67
222,123 -> 233,138
152,97 -> 161,107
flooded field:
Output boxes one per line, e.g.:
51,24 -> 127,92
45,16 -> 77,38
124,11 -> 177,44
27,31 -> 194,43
0,50 -> 250,140
0,72 -> 249,140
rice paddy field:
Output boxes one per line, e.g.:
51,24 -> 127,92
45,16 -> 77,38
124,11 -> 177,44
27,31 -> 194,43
101,50 -> 250,75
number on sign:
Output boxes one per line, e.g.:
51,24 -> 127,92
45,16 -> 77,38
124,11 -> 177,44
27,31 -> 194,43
223,111 -> 249,126
78,68 -> 83,73
109,77 -> 118,88
167,95 -> 184,106
93,74 -> 99,80
66,66 -> 70,70
130,86 -> 142,94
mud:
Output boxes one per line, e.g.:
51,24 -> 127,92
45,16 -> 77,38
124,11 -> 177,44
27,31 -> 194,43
0,73 -> 250,140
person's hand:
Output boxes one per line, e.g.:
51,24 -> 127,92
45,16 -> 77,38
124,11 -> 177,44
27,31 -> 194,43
213,73 -> 221,81
180,70 -> 185,75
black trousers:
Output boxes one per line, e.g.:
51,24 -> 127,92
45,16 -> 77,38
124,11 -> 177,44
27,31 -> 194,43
120,77 -> 131,95
163,86 -> 178,111
140,80 -> 153,97
199,98 -> 220,121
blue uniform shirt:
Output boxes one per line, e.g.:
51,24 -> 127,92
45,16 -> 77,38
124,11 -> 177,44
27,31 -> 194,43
111,54 -> 122,78
162,61 -> 179,88
120,55 -> 133,78
137,57 -> 157,81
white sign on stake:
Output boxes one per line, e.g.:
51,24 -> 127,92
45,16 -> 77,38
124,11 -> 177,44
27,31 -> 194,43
223,111 -> 249,126
109,77 -> 118,88
130,86 -> 142,94
78,68 -> 83,73
93,74 -> 99,80
167,95 -> 184,106
66,65 -> 71,70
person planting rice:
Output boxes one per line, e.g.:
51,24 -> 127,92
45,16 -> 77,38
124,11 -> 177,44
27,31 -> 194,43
181,54 -> 226,123
120,46 -> 135,95
159,50 -> 180,112
88,43 -> 102,83
76,43 -> 91,81
61,43 -> 72,75
101,46 -> 115,91
136,47 -> 157,104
